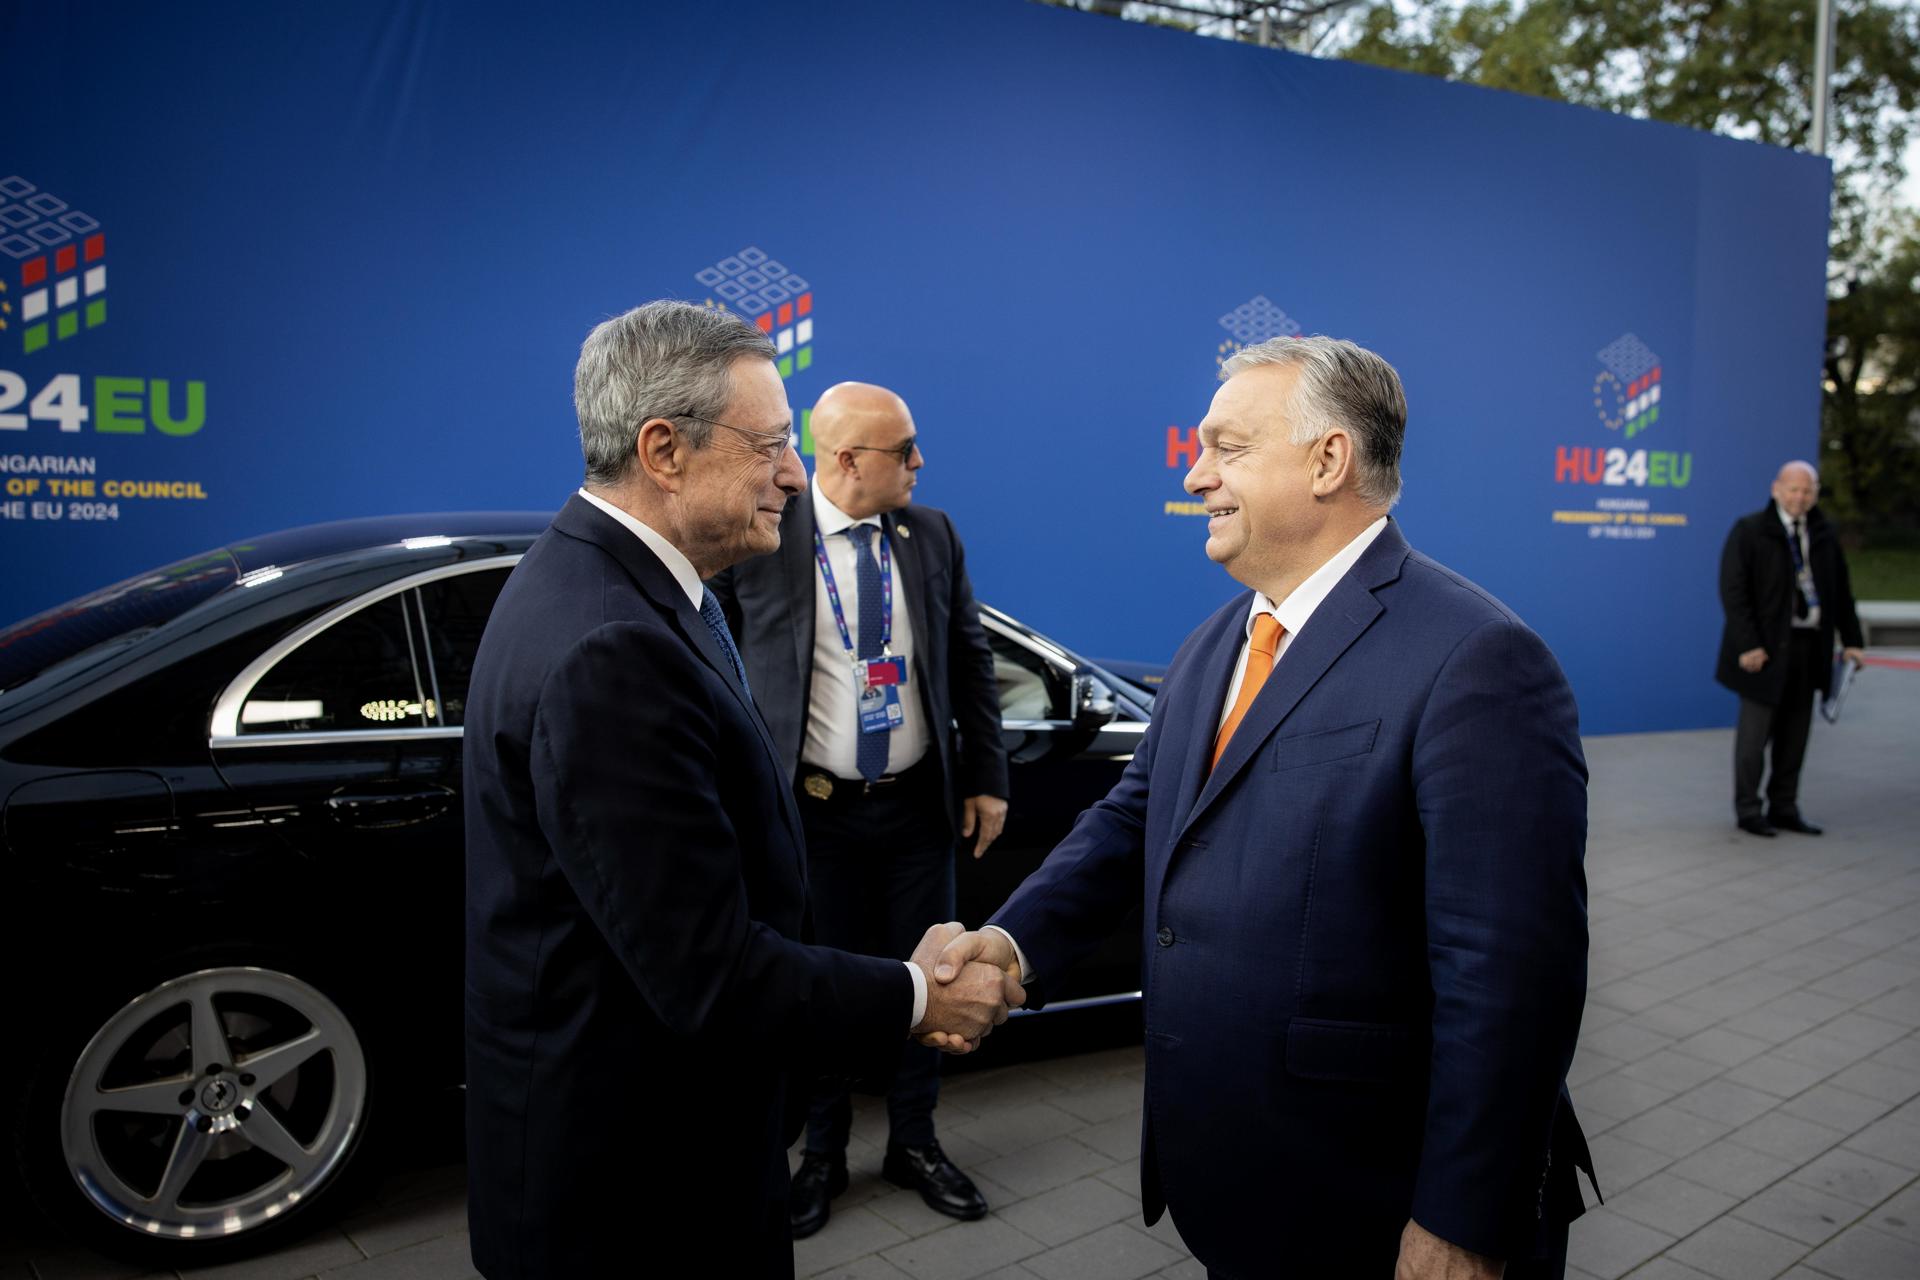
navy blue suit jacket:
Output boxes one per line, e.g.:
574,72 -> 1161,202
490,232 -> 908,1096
463,495 -> 910,1278
990,521 -> 1591,1276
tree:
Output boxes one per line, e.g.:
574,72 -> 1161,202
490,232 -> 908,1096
1823,214 -> 1920,536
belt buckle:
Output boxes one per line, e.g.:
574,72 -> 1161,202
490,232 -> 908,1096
803,773 -> 834,800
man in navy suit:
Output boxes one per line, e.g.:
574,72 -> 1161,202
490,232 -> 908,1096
934,337 -> 1593,1278
463,301 -> 1020,1279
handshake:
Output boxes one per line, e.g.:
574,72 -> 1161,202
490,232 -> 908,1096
907,922 -> 1024,1054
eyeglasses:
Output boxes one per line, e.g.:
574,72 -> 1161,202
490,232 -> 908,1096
674,413 -> 797,461
846,437 -> 919,466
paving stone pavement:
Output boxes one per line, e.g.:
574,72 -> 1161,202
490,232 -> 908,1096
3,654 -> 1916,1280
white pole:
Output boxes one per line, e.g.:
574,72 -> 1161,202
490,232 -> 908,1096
1812,0 -> 1837,155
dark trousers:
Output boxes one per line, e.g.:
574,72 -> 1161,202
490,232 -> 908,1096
797,760 -> 956,1155
1734,628 -> 1821,820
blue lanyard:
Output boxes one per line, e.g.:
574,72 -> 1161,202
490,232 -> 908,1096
812,526 -> 892,660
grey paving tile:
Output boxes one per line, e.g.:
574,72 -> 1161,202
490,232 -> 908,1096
1859,1181 -> 1920,1244
995,1177 -> 1141,1247
1094,1158 -> 1142,1198
880,1217 -> 1043,1280
1585,1132 -> 1676,1193
313,1231 -> 476,1280
1734,1177 -> 1866,1245
952,1103 -> 1086,1159
1840,1113 -> 1920,1174
1674,1026 -> 1776,1069
16,1252 -> 162,1280
1581,1020 -> 1676,1064
1827,1057 -> 1920,1106
1789,1148 -> 1915,1208
1068,1112 -> 1142,1163
976,1137 -> 1114,1199
1608,1105 -> 1734,1159
1575,1070 -> 1680,1123
1665,1215 -> 1808,1279
1799,1223 -> 1920,1280
1667,1139 -> 1799,1199
1021,1223 -> 1181,1280
1047,1080 -> 1144,1126
1619,1050 -> 1724,1094
795,1204 -> 912,1277
1149,1260 -> 1206,1280
1778,1083 -> 1896,1136
1564,1206 -> 1675,1280
1669,1078 -> 1786,1128
182,1229 -> 365,1279
339,1186 -> 468,1259
1724,1051 -> 1840,1099
804,1256 -> 916,1280
1621,1261 -> 1718,1280
1607,1170 -> 1738,1237
1729,1111 -> 1849,1164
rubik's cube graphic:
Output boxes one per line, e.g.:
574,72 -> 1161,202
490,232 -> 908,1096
1595,333 -> 1661,439
0,176 -> 107,354
1217,295 -> 1302,367
695,246 -> 813,380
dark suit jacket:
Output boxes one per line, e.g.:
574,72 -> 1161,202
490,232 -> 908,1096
1715,501 -> 1864,705
708,494 -> 1008,828
989,521 -> 1592,1277
463,495 -> 910,1279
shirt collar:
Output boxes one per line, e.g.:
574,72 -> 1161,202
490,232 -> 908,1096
576,487 -> 703,608
1776,504 -> 1804,532
1245,516 -> 1390,639
811,472 -> 882,538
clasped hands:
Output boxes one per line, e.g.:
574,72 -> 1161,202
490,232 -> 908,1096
907,923 -> 1023,1054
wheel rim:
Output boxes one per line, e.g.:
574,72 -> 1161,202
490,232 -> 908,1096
59,966 -> 368,1240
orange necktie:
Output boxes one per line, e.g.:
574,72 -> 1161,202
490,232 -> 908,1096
1212,614 -> 1284,769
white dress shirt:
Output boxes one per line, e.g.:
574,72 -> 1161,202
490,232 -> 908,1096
990,516 -> 1391,988
803,475 -> 930,779
1776,506 -> 1821,629
578,488 -> 928,1026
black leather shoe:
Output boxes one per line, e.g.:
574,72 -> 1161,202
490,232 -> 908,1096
1769,812 -> 1824,835
789,1152 -> 848,1240
1737,815 -> 1778,837
882,1141 -> 988,1221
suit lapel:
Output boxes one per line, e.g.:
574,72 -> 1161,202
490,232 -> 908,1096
1167,603 -> 1251,834
554,496 -> 803,847
1172,522 -> 1409,846
884,508 -> 932,673
782,497 -> 818,719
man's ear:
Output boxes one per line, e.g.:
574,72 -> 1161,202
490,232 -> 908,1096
634,418 -> 684,492
1310,429 -> 1354,498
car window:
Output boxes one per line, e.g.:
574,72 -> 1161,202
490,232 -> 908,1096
990,630 -> 1069,721
415,567 -> 511,727
237,594 -> 429,733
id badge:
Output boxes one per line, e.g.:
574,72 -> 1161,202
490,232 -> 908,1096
858,683 -> 902,735
863,655 -> 907,687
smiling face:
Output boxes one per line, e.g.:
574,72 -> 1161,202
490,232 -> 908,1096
1183,363 -> 1322,594
676,356 -> 805,574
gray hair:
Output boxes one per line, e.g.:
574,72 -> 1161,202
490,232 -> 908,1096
1220,335 -> 1406,508
573,300 -> 777,486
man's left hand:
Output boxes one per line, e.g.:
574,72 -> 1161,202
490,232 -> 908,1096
1843,646 -> 1866,667
961,795 -> 1008,858
1394,1219 -> 1503,1279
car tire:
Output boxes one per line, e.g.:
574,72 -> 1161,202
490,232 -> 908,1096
10,957 -> 378,1266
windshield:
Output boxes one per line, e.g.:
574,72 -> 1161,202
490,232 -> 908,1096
0,548 -> 240,693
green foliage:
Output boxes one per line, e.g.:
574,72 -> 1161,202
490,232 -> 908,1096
1823,212 -> 1920,537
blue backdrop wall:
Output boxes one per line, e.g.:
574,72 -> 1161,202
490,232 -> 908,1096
0,0 -> 1832,733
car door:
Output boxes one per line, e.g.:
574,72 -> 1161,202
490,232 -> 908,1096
207,559 -> 513,1073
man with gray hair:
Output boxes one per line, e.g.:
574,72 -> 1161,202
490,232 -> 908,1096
932,337 -> 1595,1277
462,300 -> 1021,1278
1715,460 -> 1865,836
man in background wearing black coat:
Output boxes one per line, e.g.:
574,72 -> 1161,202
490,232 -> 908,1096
710,381 -> 1010,1238
1716,460 -> 1866,837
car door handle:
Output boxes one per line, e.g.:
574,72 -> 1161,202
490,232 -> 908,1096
324,785 -> 454,829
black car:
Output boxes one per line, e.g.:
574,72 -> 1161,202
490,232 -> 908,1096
0,512 -> 1154,1264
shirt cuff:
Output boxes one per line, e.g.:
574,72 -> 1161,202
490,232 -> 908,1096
905,960 -> 927,1030
982,925 -> 1033,985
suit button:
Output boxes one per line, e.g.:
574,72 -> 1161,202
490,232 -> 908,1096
1156,927 -> 1175,947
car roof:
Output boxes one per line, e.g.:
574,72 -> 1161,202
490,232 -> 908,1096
223,511 -> 555,576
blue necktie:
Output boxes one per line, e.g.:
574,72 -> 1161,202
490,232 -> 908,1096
698,588 -> 750,697
846,523 -> 889,781
1788,519 -> 1818,619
